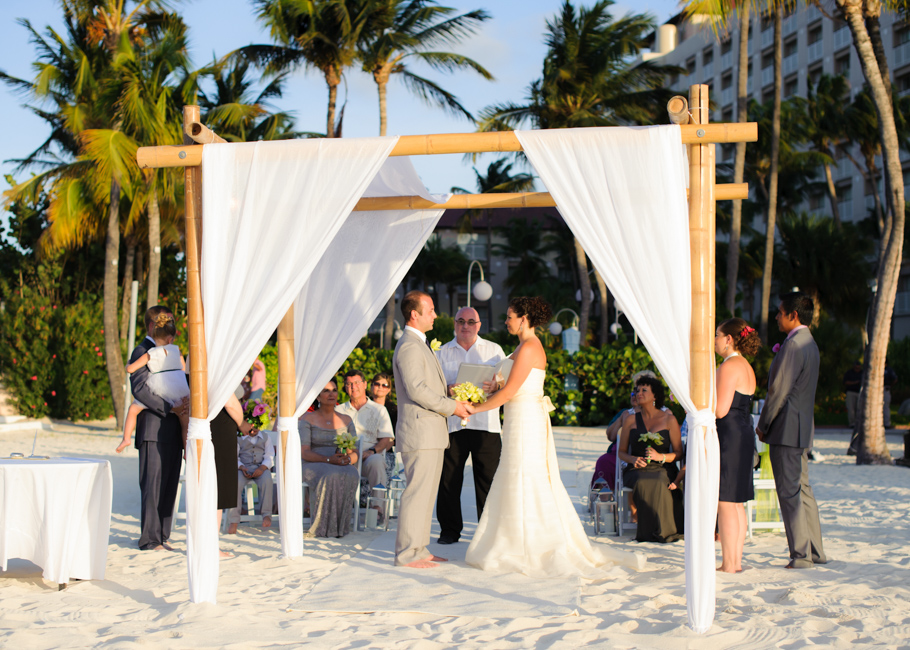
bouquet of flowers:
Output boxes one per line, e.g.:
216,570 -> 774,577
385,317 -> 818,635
638,431 -> 664,463
452,382 -> 486,427
334,431 -> 357,454
242,399 -> 271,434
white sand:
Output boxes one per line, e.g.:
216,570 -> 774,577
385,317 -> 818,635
2,422 -> 909,649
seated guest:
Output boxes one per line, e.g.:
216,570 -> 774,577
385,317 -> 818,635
592,390 -> 637,491
370,372 -> 397,432
299,379 -> 360,538
227,424 -> 275,533
618,376 -> 684,543
336,370 -> 394,488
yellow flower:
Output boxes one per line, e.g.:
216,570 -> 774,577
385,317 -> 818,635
430,338 -> 442,352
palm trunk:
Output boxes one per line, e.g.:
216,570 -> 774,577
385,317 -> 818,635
376,72 -> 396,350
104,180 -> 126,428
726,4 -> 751,314
573,237 -> 591,342
839,0 -> 905,464
759,10 -> 782,344
119,239 -> 136,341
823,162 -> 841,227
593,268 -> 608,346
326,66 -> 340,138
147,184 -> 161,311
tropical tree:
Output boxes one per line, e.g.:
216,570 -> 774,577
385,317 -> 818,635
245,0 -> 388,138
359,0 -> 493,349
405,235 -> 469,312
825,0 -> 909,464
492,217 -> 558,297
776,213 -> 873,327
477,0 -> 679,339
806,73 -> 850,227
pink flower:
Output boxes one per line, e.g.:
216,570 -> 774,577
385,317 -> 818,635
252,403 -> 267,417
51,391 -> 56,396
83,370 -> 89,375
94,347 -> 99,351
772,343 -> 780,354
30,376 -> 37,381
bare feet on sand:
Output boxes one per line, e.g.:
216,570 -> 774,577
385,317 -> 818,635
403,559 -> 438,568
717,564 -> 739,573
429,555 -> 448,562
262,516 -> 272,529
220,550 -> 234,559
227,522 -> 238,534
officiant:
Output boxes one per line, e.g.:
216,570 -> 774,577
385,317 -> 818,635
435,307 -> 507,545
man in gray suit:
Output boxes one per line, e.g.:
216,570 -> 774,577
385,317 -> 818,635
756,292 -> 827,569
393,290 -> 473,568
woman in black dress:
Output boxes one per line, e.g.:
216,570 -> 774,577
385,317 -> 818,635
618,377 -> 684,543
715,318 -> 761,573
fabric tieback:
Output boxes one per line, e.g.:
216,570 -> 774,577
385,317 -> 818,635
187,417 -> 212,442
276,417 -> 297,435
685,409 -> 717,437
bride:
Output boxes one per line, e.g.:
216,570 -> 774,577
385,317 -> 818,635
465,297 -> 645,577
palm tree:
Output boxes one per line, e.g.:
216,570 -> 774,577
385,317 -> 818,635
683,0 -> 758,316
477,0 -> 679,339
806,74 -> 850,227
359,0 -> 493,349
776,213 -> 873,327
492,217 -> 556,297
245,0 -> 388,138
359,0 -> 492,136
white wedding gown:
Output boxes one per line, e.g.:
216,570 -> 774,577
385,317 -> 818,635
465,368 -> 645,577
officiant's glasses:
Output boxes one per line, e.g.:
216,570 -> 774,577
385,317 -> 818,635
455,319 -> 479,326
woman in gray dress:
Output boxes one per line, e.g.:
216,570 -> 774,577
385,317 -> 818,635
299,379 -> 360,537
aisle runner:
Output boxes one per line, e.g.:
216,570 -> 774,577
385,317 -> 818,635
287,531 -> 581,618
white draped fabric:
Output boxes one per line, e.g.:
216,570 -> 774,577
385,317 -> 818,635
516,126 -> 719,632
189,136 -> 400,602
265,158 -> 446,557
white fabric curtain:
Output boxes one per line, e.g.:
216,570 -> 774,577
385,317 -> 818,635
516,126 -> 719,633
269,158 -> 447,553
187,136 -> 400,603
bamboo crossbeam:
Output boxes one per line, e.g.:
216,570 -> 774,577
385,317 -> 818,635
137,123 -> 758,170
352,183 -> 748,212
186,121 -> 226,144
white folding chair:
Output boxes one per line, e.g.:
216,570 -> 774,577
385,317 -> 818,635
746,433 -> 785,537
352,436 -> 365,531
613,442 -> 635,536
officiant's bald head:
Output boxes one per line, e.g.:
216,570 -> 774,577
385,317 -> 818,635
454,307 -> 481,347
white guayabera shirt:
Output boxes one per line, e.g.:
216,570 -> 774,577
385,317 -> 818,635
437,337 -> 506,434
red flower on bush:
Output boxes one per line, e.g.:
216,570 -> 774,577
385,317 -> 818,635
30,376 -> 37,381
94,347 -> 99,351
97,352 -> 102,356
51,391 -> 56,396
85,413 -> 89,417
83,370 -> 89,375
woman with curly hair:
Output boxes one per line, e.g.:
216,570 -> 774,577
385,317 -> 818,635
465,297 -> 643,576
619,375 -> 684,543
715,318 -> 762,572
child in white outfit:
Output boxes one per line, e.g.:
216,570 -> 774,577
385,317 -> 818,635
116,313 -> 190,453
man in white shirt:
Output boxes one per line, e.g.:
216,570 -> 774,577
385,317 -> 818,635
337,370 -> 395,488
435,307 -> 506,545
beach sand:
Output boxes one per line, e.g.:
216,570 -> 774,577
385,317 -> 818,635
1,423 -> 909,649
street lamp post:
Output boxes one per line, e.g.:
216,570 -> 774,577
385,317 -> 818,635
379,319 -> 403,349
467,260 -> 493,308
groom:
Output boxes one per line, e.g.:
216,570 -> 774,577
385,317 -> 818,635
393,290 -> 473,568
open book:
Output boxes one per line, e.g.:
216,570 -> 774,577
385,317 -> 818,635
454,358 -> 513,396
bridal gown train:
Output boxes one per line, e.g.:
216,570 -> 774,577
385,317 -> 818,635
465,368 -> 645,577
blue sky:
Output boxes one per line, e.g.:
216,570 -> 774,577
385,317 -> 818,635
0,0 -> 683,199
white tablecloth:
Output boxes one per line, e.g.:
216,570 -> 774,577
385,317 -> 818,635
0,457 -> 112,584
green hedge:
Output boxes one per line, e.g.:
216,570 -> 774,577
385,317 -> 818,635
0,290 -> 112,421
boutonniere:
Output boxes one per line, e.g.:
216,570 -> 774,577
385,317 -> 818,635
772,343 -> 781,354
430,339 -> 441,352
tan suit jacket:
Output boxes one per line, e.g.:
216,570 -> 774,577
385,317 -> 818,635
392,329 -> 455,452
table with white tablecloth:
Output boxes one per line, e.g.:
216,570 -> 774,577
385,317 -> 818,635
0,457 -> 112,585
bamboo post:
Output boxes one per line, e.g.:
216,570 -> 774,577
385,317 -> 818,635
277,306 -> 297,475
667,96 -> 689,126
183,106 -> 208,469
687,85 -> 715,411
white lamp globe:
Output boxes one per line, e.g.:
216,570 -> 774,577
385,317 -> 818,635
548,321 -> 563,336
610,323 -> 622,335
393,329 -> 403,340
472,280 -> 493,302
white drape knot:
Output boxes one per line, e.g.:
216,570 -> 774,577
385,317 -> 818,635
276,417 -> 297,435
685,409 -> 717,435
187,417 -> 212,442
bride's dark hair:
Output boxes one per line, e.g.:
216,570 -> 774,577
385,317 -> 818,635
508,296 -> 552,328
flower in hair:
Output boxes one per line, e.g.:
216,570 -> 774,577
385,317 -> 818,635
740,325 -> 755,338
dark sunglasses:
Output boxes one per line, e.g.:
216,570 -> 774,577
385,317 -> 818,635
372,381 -> 390,388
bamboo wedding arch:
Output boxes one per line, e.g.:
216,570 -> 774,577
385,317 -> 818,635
137,84 -> 757,625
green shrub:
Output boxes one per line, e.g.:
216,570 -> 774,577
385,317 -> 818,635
58,297 -> 113,421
